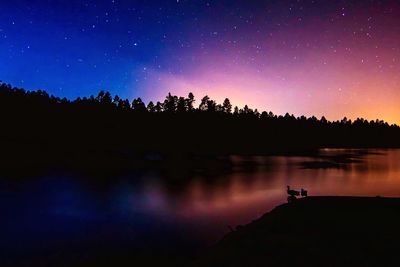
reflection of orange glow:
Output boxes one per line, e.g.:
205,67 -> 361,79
184,178 -> 282,216
127,149 -> 400,233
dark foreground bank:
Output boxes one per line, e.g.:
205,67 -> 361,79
193,196 -> 400,267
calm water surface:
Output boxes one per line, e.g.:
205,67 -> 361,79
1,149 -> 400,263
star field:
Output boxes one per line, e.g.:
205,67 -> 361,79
0,0 -> 399,124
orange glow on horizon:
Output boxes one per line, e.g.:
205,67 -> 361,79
134,2 -> 400,126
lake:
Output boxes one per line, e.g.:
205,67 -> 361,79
1,149 -> 400,265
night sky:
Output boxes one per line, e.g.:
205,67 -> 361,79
1,0 -> 399,124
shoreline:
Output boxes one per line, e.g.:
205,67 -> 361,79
194,196 -> 400,266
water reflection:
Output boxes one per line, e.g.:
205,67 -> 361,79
111,149 -> 400,242
1,149 -> 400,264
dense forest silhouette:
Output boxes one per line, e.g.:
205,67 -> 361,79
0,81 -> 399,173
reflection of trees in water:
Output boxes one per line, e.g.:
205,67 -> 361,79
304,149 -> 397,177
299,149 -> 385,170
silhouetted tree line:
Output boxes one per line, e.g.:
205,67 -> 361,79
0,81 -> 399,170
